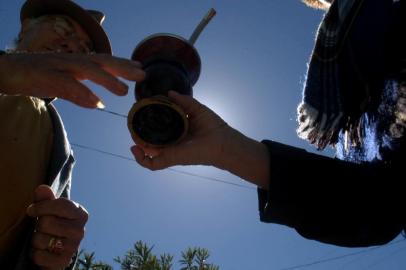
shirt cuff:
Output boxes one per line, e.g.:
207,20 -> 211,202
257,140 -> 309,228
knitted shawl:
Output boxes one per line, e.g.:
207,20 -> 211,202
297,0 -> 405,151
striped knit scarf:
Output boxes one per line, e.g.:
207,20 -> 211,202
297,0 -> 367,149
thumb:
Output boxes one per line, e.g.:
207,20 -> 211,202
168,90 -> 202,115
33,184 -> 56,202
26,185 -> 56,217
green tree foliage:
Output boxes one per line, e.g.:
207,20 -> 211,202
179,247 -> 219,270
114,240 -> 161,270
74,241 -> 219,270
74,250 -> 113,270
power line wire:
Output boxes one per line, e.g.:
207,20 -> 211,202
332,247 -> 372,270
333,237 -> 405,270
96,108 -> 127,118
70,143 -> 255,190
278,239 -> 406,270
168,167 -> 256,190
363,244 -> 406,270
72,143 -> 134,161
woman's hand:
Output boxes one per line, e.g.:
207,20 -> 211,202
131,90 -> 231,170
131,91 -> 270,188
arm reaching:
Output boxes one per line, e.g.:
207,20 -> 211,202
0,52 -> 145,108
131,91 -> 270,189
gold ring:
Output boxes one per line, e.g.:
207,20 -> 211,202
47,237 -> 64,254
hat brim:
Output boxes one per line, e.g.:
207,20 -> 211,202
20,0 -> 112,54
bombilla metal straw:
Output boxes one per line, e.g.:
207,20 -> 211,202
189,8 -> 217,45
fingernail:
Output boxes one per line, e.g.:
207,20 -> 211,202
96,100 -> 105,109
168,90 -> 179,97
26,204 -> 35,216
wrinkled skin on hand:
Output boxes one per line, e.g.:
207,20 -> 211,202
26,185 -> 88,270
131,90 -> 231,170
0,52 -> 145,108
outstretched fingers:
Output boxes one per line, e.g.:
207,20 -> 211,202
90,54 -> 146,82
1,52 -> 146,109
42,54 -> 146,107
45,72 -> 102,108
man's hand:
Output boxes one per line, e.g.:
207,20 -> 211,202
0,52 -> 145,108
26,185 -> 88,269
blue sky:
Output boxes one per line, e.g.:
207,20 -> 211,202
1,1 -> 405,269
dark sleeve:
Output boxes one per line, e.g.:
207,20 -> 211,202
258,140 -> 406,247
